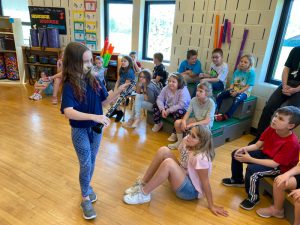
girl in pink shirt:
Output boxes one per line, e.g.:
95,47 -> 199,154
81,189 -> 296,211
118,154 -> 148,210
123,125 -> 228,217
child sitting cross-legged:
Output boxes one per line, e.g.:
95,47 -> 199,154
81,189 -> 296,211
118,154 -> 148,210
256,162 -> 300,225
222,106 -> 300,211
123,125 -> 228,217
29,70 -> 51,101
168,81 -> 215,150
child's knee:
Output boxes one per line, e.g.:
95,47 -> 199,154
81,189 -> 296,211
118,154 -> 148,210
161,158 -> 176,168
158,146 -> 172,156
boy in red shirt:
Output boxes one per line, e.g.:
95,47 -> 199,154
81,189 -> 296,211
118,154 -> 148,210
222,106 -> 300,210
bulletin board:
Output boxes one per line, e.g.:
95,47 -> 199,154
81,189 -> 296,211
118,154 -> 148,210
72,0 -> 97,50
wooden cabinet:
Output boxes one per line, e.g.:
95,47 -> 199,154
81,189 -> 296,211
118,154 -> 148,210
92,51 -> 121,81
22,46 -> 62,85
0,17 -> 24,84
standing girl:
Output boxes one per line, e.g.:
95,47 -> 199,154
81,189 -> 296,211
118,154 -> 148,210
168,82 -> 215,149
111,55 -> 135,122
215,54 -> 255,121
123,125 -> 228,217
123,69 -> 161,128
61,42 -> 128,220
152,73 -> 191,132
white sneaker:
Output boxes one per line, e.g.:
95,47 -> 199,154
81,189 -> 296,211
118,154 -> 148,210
124,178 -> 143,195
123,187 -> 151,205
29,93 -> 36,100
168,141 -> 180,150
167,133 -> 177,142
33,93 -> 42,101
152,122 -> 163,132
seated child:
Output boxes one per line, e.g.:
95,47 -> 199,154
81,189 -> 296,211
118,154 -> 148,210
199,48 -> 228,93
222,106 -> 300,210
178,49 -> 202,84
215,54 -> 255,121
122,69 -> 161,128
49,50 -> 63,104
256,162 -> 300,225
152,72 -> 191,132
129,51 -> 142,73
111,55 -> 135,122
29,70 -> 51,101
123,125 -> 228,217
93,56 -> 107,85
168,82 -> 215,149
152,52 -> 168,87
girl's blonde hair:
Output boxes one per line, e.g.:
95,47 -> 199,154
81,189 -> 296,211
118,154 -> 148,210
190,125 -> 215,161
197,81 -> 212,97
240,54 -> 255,69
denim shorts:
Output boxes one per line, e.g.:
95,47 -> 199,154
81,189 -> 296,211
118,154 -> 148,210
175,176 -> 199,200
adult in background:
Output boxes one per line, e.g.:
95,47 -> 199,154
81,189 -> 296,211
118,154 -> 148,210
249,46 -> 300,145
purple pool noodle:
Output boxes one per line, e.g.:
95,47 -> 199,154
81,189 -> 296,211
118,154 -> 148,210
222,19 -> 228,43
30,29 -> 39,47
227,21 -> 231,44
39,28 -> 48,47
234,29 -> 249,70
47,28 -> 60,48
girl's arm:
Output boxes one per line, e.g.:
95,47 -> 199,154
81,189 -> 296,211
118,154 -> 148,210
197,169 -> 228,216
102,83 -> 129,107
114,78 -> 120,92
201,77 -> 220,83
63,107 -> 110,127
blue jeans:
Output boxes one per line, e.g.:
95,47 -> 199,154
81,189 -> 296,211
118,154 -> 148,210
211,80 -> 224,92
230,150 -> 280,202
216,90 -> 247,118
71,127 -> 102,197
175,176 -> 199,200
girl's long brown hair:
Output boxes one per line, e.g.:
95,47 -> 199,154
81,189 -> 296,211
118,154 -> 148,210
62,42 -> 100,102
119,55 -> 134,74
189,125 -> 215,161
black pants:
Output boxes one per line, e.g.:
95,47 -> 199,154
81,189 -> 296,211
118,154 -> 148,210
256,82 -> 300,136
231,150 -> 280,203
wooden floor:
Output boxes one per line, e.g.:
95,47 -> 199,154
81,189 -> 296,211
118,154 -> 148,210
0,84 -> 289,225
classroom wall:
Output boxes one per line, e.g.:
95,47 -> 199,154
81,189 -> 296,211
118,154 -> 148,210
27,0 -> 287,130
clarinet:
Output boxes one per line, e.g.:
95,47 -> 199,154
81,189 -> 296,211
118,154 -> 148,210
92,80 -> 137,134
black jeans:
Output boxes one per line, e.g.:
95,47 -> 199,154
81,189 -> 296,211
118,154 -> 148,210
256,82 -> 300,136
231,150 -> 280,202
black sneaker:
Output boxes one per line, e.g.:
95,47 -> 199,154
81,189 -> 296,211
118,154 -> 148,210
240,198 -> 260,210
115,110 -> 124,122
222,178 -> 245,187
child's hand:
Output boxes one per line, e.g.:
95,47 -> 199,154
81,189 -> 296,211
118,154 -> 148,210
181,120 -> 187,131
92,115 -> 110,127
288,189 -> 300,202
230,90 -> 238,97
234,147 -> 247,157
235,150 -> 252,163
209,205 -> 229,217
162,110 -> 168,118
274,173 -> 291,187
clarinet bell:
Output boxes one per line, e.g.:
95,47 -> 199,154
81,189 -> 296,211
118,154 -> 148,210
92,124 -> 103,134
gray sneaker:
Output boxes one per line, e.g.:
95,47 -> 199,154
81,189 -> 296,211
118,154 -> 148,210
89,192 -> 97,203
80,200 -> 96,220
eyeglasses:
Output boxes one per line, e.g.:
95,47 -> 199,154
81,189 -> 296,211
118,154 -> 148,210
212,56 -> 220,59
139,76 -> 145,78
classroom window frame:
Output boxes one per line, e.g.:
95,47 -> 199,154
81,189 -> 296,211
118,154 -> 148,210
104,0 -> 133,46
142,0 -> 175,63
265,0 -> 294,85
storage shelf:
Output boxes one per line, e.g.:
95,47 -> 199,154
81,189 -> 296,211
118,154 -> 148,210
0,31 -> 13,35
0,49 -> 16,53
22,46 -> 61,53
0,79 -> 20,84
24,62 -> 57,67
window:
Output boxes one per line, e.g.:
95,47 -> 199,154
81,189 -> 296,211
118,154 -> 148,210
143,1 -> 175,62
1,0 -> 31,45
265,0 -> 300,85
104,0 -> 133,54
